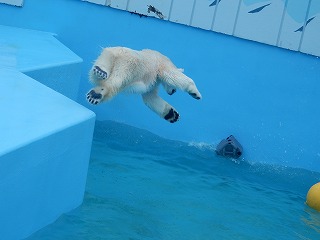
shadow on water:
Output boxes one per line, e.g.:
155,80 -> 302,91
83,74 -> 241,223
93,120 -> 320,196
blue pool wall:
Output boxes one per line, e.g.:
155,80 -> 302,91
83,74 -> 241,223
1,0 -> 320,172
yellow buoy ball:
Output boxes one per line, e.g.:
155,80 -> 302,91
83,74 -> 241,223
306,182 -> 320,211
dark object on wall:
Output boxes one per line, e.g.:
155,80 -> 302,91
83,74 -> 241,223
248,3 -> 271,14
294,16 -> 316,32
216,135 -> 243,159
209,0 -> 222,7
147,5 -> 164,19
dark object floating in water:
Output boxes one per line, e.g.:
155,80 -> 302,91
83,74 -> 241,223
216,135 -> 243,159
209,0 -> 222,7
248,3 -> 271,13
294,16 -> 316,32
147,5 -> 164,19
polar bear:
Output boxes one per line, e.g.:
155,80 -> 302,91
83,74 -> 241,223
86,47 -> 202,123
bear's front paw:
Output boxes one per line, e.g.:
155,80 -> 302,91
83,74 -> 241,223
187,85 -> 202,100
164,108 -> 180,123
86,89 -> 103,105
93,66 -> 108,79
189,92 -> 201,100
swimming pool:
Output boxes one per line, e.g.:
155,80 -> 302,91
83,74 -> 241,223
1,0 -> 320,239
26,120 -> 320,239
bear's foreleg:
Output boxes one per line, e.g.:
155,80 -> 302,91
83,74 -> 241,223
162,70 -> 202,100
142,88 -> 179,123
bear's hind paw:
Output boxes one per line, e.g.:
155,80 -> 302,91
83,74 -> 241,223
86,89 -> 103,105
93,66 -> 108,79
164,108 -> 180,123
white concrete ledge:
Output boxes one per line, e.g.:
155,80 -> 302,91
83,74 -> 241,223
0,24 -> 83,100
0,25 -> 95,240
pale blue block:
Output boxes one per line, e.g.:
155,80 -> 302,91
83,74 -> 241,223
25,63 -> 82,100
0,25 -> 82,100
0,69 -> 95,240
0,25 -> 81,71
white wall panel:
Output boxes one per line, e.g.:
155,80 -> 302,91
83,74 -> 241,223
234,0 -> 285,46
277,0 -> 309,51
85,0 -> 106,5
105,0 -> 128,10
0,0 -> 23,6
169,0 -> 195,25
127,0 -> 172,20
191,0 -> 216,30
300,0 -> 320,56
85,0 -> 320,57
213,0 -> 241,35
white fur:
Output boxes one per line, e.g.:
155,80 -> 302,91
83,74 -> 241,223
87,47 -> 202,123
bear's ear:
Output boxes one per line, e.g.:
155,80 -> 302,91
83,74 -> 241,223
178,68 -> 184,72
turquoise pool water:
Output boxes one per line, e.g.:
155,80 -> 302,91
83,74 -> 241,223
27,121 -> 320,240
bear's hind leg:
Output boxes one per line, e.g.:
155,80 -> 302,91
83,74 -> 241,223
92,66 -> 108,79
142,88 -> 179,123
89,48 -> 115,83
164,108 -> 179,123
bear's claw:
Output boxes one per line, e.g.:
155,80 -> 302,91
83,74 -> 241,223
189,92 -> 201,100
164,108 -> 179,123
87,89 -> 103,105
93,66 -> 108,79
168,89 -> 176,95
